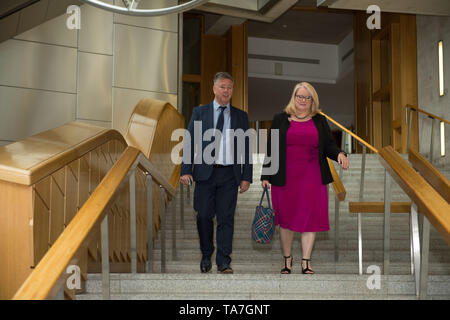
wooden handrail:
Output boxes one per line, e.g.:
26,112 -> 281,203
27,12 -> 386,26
0,122 -> 125,186
408,148 -> 450,202
406,104 -> 450,125
13,146 -> 141,300
378,146 -> 450,246
349,201 -> 411,213
319,112 -> 379,153
327,158 -> 346,201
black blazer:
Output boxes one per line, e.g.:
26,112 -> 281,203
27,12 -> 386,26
260,112 -> 343,186
181,102 -> 253,186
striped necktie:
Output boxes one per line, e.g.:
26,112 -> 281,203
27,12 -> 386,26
214,106 -> 226,162
216,106 -> 226,131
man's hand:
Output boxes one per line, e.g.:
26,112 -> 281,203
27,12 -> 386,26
180,174 -> 193,186
239,180 -> 250,193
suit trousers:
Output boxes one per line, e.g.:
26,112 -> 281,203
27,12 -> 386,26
194,166 -> 238,267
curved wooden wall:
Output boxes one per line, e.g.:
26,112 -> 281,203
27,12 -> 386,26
0,122 -> 127,299
1,99 -> 184,299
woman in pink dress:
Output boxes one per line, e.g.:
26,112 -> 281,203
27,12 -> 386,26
261,82 -> 349,274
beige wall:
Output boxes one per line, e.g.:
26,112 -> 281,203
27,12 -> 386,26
417,15 -> 450,167
0,0 -> 179,146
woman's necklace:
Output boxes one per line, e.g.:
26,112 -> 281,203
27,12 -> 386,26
293,113 -> 310,120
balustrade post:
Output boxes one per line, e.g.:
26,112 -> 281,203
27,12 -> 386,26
129,169 -> 137,274
145,173 -> 153,273
430,117 -> 435,164
101,215 -> 110,300
256,120 -> 260,154
419,217 -> 431,300
334,196 -> 340,263
357,145 -> 366,275
383,170 -> 391,275
55,285 -> 64,300
172,195 -> 177,261
180,183 -> 185,231
410,203 -> 421,296
160,186 -> 166,273
407,107 -> 413,151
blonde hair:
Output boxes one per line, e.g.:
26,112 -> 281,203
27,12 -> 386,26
284,82 -> 321,116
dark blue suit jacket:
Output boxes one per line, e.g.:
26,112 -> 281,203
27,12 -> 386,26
180,102 -> 253,186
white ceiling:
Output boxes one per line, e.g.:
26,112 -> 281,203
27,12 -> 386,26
247,9 -> 353,44
322,0 -> 450,16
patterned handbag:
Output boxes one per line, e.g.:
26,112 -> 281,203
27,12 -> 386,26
251,186 -> 275,244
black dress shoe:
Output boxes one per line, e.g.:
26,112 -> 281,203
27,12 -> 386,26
217,264 -> 233,274
200,256 -> 212,273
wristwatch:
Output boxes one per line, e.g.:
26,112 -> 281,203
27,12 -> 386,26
340,151 -> 348,157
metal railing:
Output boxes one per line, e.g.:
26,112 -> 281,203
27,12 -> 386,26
100,154 -> 180,299
378,146 -> 450,299
406,104 -> 449,163
319,112 -> 379,276
322,112 -> 450,300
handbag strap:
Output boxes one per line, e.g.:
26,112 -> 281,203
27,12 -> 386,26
259,186 -> 272,209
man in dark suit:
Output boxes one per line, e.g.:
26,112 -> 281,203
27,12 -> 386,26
180,72 -> 252,274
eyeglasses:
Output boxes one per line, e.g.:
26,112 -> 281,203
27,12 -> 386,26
295,95 -> 312,101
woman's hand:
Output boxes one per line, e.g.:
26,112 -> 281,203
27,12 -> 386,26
180,174 -> 193,185
261,180 -> 270,190
337,152 -> 349,170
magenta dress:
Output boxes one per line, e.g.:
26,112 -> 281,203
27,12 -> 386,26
271,119 -> 329,232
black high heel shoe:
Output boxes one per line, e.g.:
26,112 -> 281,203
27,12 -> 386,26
301,258 -> 315,274
280,255 -> 293,274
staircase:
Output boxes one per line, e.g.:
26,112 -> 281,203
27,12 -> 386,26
76,154 -> 450,300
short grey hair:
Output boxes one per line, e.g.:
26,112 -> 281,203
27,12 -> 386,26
213,71 -> 234,85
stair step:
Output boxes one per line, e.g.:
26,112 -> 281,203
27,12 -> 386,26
78,273 -> 450,299
77,293 -> 424,300
146,249 -> 450,263
144,261 -> 450,275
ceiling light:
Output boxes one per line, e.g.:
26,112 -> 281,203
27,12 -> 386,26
439,40 -> 444,96
440,121 -> 445,157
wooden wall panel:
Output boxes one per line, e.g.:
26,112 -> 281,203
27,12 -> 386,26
227,22 -> 248,112
200,35 -> 227,105
90,149 -> 100,194
354,12 -> 418,153
49,168 -> 65,247
399,15 -> 418,152
33,177 -> 51,265
0,181 -> 33,299
78,155 -> 90,208
390,23 -> 402,152
354,13 -> 373,152
65,162 -> 78,225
